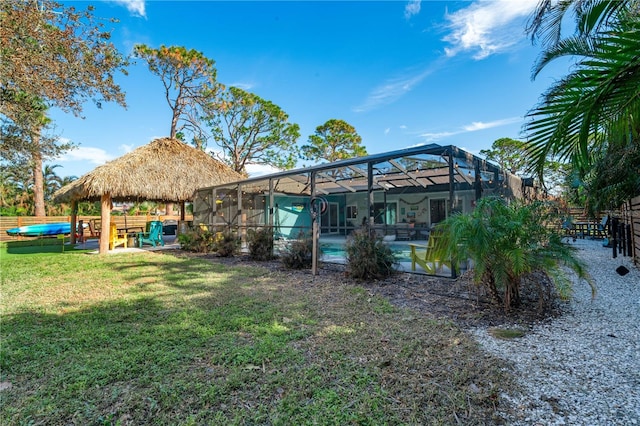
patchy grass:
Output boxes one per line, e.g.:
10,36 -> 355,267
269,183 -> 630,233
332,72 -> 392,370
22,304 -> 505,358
1,248 -> 516,425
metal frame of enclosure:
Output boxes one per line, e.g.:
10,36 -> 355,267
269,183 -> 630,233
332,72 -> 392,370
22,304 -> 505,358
194,144 -> 527,276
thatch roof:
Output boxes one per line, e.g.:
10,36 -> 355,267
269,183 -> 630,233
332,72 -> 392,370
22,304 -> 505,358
54,138 -> 244,203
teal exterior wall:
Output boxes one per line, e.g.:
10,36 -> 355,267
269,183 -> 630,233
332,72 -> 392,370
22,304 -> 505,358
272,195 -> 312,239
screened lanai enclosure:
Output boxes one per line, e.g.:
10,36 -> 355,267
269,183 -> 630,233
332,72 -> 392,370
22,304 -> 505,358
193,144 -> 530,276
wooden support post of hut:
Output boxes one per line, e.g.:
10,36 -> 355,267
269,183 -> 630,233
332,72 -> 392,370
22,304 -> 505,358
100,193 -> 112,254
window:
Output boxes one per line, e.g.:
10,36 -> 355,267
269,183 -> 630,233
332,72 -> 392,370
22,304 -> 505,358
346,205 -> 358,219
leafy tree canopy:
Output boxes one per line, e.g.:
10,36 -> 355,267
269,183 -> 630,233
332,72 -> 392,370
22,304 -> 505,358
479,138 -> 528,175
206,86 -> 300,174
0,0 -> 128,117
1,0 -> 128,216
480,137 -> 569,196
300,119 -> 367,164
134,44 -> 219,146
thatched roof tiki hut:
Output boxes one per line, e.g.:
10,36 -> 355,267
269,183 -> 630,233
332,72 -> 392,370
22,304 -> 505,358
54,138 -> 243,254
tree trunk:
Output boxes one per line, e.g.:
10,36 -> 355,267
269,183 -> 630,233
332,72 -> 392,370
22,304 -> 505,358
32,146 -> 45,217
70,200 -> 77,244
99,193 -> 112,254
504,278 -> 521,312
483,269 -> 502,306
170,106 -> 179,138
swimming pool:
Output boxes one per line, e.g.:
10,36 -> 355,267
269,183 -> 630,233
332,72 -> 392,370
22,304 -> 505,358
320,242 -> 413,263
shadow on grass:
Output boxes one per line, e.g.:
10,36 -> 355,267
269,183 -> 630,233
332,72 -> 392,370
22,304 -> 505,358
1,251 -> 513,425
0,262 -> 311,425
2,238 -> 91,255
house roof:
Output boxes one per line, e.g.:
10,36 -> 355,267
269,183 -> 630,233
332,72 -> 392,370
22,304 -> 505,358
203,144 -> 505,196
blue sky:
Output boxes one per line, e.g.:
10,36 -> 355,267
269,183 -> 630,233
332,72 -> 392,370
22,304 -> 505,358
48,0 -> 570,178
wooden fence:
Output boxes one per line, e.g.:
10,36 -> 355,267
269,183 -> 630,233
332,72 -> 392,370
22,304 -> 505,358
0,215 -> 193,243
621,196 -> 640,265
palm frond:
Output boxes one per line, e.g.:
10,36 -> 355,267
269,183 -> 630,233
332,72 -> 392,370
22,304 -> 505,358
525,20 -> 640,183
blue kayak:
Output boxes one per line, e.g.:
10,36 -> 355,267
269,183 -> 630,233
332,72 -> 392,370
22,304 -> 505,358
6,222 -> 72,237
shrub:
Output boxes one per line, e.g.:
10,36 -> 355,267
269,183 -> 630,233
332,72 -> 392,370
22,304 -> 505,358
247,227 -> 275,261
345,228 -> 397,280
433,197 -> 593,312
212,230 -> 239,257
177,227 -> 217,253
281,232 -> 313,269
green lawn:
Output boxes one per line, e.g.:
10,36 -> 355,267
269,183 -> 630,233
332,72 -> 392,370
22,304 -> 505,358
0,244 -> 514,425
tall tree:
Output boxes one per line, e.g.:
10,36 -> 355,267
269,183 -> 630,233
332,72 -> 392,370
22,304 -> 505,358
134,44 -> 219,147
300,119 -> 367,164
479,137 -> 529,174
0,0 -> 128,216
524,0 -> 640,205
480,137 -> 569,196
43,164 -> 63,200
206,86 -> 300,174
0,93 -> 66,216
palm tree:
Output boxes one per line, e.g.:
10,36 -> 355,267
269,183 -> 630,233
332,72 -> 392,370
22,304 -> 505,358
43,164 -> 63,200
432,197 -> 592,312
524,1 -> 640,205
527,0 -> 634,47
1,162 -> 33,214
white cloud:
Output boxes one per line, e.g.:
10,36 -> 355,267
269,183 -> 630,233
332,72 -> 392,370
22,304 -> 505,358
443,0 -> 537,60
203,147 -> 279,177
110,0 -> 146,18
119,143 -> 135,153
228,82 -> 254,91
384,128 -> 391,135
354,66 -> 435,112
420,116 -> 522,141
404,0 -> 421,20
357,1 -> 537,111
56,146 -> 114,165
170,146 -> 277,178
420,130 -> 459,142
245,163 -> 282,177
463,117 -> 521,131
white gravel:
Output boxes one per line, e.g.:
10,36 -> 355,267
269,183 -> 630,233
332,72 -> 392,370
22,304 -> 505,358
470,238 -> 640,425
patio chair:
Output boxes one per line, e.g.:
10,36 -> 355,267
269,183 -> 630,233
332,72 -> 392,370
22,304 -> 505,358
138,221 -> 164,247
595,215 -> 609,239
87,218 -> 101,238
109,222 -> 128,250
395,222 -> 415,240
408,232 -> 449,274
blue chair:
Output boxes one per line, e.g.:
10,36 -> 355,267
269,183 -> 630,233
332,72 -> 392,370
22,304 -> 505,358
138,221 -> 164,247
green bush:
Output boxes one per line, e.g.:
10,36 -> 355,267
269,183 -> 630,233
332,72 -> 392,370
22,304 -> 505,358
433,197 -> 593,312
281,232 -> 313,269
177,228 -> 216,253
345,228 -> 397,280
212,230 -> 239,257
247,227 -> 275,261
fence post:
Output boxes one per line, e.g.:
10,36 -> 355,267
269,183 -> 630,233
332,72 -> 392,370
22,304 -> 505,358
612,217 -> 618,258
